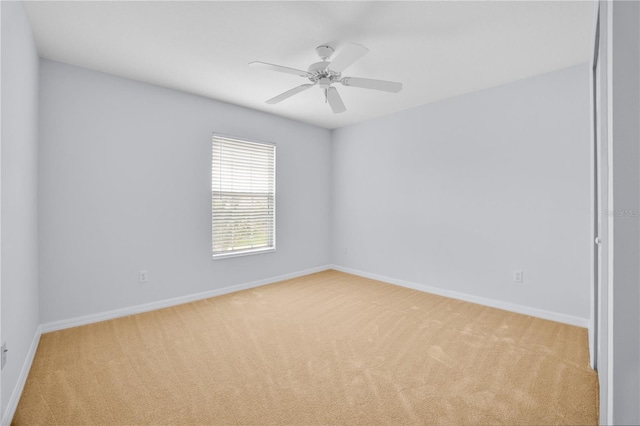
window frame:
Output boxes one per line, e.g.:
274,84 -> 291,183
211,133 -> 276,260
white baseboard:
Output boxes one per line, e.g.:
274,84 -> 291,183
41,265 -> 332,333
330,264 -> 589,328
1,325 -> 42,426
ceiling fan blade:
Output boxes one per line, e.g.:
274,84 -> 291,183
326,87 -> 346,114
341,77 -> 403,93
249,61 -> 309,77
266,84 -> 315,104
328,43 -> 369,73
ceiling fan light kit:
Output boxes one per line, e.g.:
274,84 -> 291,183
250,42 -> 403,114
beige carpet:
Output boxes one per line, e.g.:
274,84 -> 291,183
13,270 -> 598,425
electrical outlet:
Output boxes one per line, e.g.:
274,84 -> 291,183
1,342 -> 7,370
139,270 -> 148,283
513,270 -> 523,283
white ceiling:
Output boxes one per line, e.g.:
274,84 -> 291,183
24,1 -> 596,129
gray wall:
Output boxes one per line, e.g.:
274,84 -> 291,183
331,64 -> 592,320
607,1 -> 640,423
38,60 -> 331,323
1,1 -> 40,418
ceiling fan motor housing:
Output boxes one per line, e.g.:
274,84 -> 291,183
307,61 -> 340,86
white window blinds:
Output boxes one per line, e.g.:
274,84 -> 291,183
212,134 -> 276,258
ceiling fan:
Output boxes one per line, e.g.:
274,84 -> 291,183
249,43 -> 403,114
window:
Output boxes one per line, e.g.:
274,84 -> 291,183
212,134 -> 275,258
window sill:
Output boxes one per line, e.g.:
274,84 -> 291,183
212,247 -> 276,260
